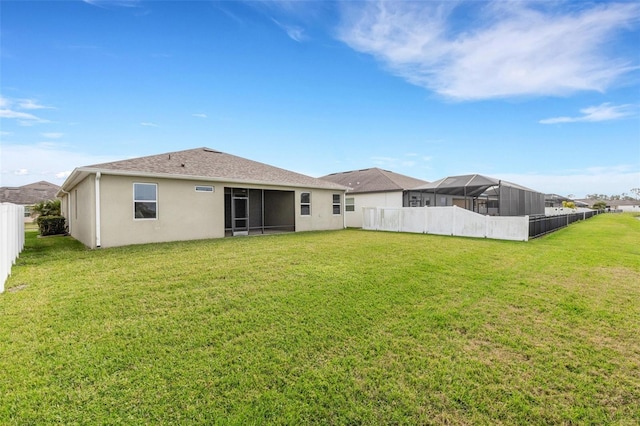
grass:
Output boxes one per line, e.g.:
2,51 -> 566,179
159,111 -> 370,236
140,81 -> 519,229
1,214 -> 639,424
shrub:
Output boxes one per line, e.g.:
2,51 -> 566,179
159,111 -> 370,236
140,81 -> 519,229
36,215 -> 66,236
31,199 -> 65,236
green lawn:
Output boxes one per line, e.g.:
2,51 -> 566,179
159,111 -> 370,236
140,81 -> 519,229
1,214 -> 639,424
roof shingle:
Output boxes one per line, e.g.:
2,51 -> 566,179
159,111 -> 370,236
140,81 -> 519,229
319,168 -> 428,194
0,181 -> 61,205
83,147 -> 346,190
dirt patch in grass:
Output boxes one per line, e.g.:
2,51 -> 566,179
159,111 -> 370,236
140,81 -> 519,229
7,284 -> 28,293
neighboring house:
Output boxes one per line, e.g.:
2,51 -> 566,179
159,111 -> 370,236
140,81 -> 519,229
545,194 -> 573,208
544,194 -> 590,215
57,147 -> 347,249
319,168 -> 428,227
0,181 -> 61,223
407,174 -> 546,216
576,198 -> 640,212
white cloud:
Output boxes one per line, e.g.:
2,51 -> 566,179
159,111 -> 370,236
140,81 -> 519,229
192,113 -> 207,118
41,132 -> 65,139
139,122 -> 158,127
0,96 -> 53,125
83,0 -> 141,8
0,109 -> 50,126
18,99 -> 54,110
539,103 -> 636,124
338,1 -> 640,100
0,143 -> 117,187
370,153 -> 430,170
272,18 -> 307,42
0,109 -> 39,120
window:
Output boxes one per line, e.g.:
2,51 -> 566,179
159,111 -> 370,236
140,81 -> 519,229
134,183 -> 157,219
195,185 -> 214,192
345,197 -> 355,212
300,192 -> 311,216
24,206 -> 31,218
332,194 -> 341,215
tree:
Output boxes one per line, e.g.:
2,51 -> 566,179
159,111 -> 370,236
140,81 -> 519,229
592,200 -> 607,210
31,199 -> 61,218
31,199 -> 66,236
632,188 -> 640,200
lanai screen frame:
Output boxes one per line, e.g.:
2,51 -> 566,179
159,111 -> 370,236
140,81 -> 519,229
406,175 -> 545,216
224,187 -> 295,236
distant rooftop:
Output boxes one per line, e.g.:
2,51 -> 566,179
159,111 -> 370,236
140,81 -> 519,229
0,181 -> 61,205
320,168 -> 428,194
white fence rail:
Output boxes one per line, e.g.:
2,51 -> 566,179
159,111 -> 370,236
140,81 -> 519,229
1,203 -> 25,293
363,206 -> 529,242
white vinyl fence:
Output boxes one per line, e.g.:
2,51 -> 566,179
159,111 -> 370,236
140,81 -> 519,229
1,203 -> 25,293
363,206 -> 529,242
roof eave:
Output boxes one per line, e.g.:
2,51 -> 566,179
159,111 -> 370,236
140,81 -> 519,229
59,168 -> 347,192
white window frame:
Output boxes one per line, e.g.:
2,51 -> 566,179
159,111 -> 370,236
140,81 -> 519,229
195,185 -> 214,192
300,192 -> 311,216
133,182 -> 158,220
345,197 -> 355,212
332,193 -> 342,215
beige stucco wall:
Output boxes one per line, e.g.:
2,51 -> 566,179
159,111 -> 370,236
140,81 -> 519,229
344,191 -> 403,228
294,188 -> 345,232
98,175 -> 223,248
61,175 -> 96,248
65,172 -> 345,249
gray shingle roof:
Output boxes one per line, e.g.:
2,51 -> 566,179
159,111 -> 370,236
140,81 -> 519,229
84,147 -> 346,190
0,181 -> 61,205
319,168 -> 428,194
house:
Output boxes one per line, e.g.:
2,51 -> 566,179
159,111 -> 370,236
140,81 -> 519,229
0,181 -> 61,223
57,148 -> 347,249
576,198 -> 640,212
319,168 -> 428,227
545,194 -> 588,208
407,174 -> 546,216
545,194 -> 573,208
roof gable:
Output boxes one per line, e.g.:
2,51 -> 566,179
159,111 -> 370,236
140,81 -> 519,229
320,168 -> 428,193
69,147 -> 346,190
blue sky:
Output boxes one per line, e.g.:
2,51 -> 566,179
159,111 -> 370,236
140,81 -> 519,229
1,0 -> 639,198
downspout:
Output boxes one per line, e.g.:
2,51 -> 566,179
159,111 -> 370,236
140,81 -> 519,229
95,172 -> 101,248
343,191 -> 346,229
